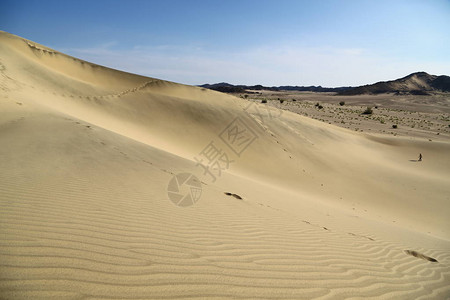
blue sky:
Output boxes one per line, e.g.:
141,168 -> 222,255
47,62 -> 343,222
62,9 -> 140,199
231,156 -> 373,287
2,0 -> 449,86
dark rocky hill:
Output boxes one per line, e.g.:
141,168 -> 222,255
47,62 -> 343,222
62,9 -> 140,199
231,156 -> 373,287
338,72 -> 450,95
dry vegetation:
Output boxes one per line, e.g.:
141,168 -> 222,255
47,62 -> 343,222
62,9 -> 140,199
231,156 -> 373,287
239,90 -> 450,141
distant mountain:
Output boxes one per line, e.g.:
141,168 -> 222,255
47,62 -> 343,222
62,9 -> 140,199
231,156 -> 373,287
199,83 -> 352,93
200,72 -> 450,95
200,83 -> 247,93
338,72 -> 450,95
277,85 -> 352,92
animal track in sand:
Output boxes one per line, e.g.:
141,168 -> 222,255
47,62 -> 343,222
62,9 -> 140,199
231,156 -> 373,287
348,232 -> 375,241
404,250 -> 438,262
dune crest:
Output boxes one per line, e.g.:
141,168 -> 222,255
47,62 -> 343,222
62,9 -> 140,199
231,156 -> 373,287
1,31 -> 450,299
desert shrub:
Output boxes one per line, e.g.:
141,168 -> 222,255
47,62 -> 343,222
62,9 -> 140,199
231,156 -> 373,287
279,99 -> 285,103
315,102 -> 320,107
292,99 -> 296,101
244,94 -> 248,98
261,99 -> 267,104
362,107 -> 373,115
339,101 -> 345,106
392,124 -> 398,129
318,105 -> 323,109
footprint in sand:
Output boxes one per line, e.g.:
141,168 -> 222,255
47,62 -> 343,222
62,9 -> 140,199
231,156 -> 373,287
348,232 -> 375,241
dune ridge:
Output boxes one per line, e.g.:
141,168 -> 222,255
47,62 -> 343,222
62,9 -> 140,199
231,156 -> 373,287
1,31 -> 450,299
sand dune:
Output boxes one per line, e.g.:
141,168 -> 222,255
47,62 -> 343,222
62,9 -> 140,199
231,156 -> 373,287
1,31 -> 450,299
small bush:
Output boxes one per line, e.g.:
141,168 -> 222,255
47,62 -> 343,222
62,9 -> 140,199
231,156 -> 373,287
317,105 -> 323,109
362,107 -> 373,115
339,101 -> 345,106
261,99 -> 267,104
244,94 -> 248,99
392,124 -> 398,129
315,102 -> 320,107
279,99 -> 285,103
292,98 -> 296,101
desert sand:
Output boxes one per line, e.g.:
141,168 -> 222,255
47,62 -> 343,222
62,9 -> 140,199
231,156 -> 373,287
1,31 -> 449,299
240,90 -> 450,141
